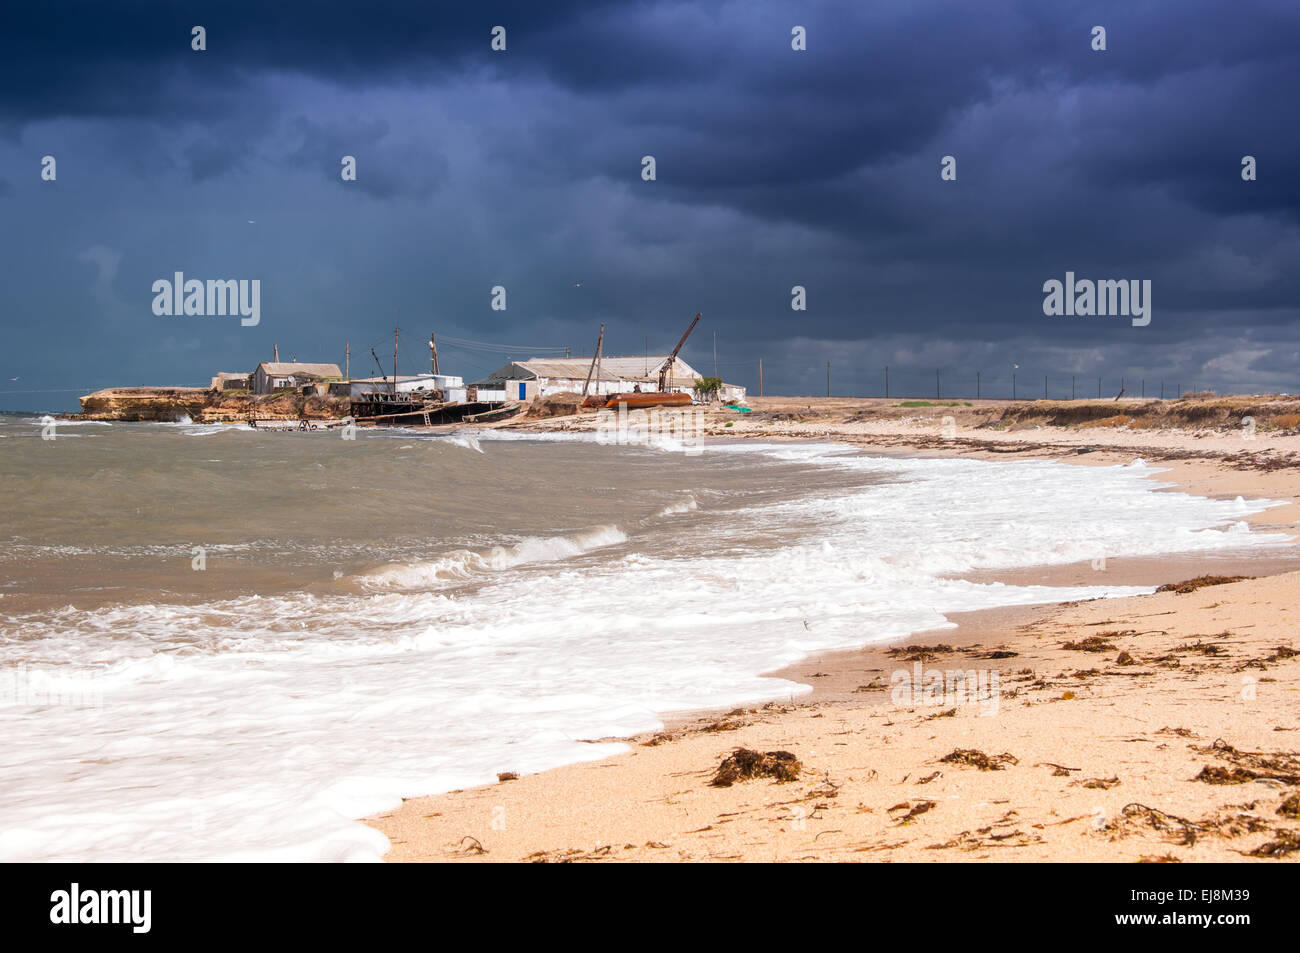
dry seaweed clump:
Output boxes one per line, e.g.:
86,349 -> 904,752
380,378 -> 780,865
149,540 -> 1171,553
710,748 -> 801,786
940,748 -> 1018,771
1155,575 -> 1251,594
1249,829 -> 1300,859
1194,766 -> 1259,785
1062,635 -> 1118,652
887,643 -> 955,661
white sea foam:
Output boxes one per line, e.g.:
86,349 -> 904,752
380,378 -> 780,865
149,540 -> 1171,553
653,496 -> 699,518
0,443 -> 1288,863
442,434 -> 484,453
360,525 -> 629,590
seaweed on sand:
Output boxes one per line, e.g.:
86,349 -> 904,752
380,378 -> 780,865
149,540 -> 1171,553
1195,739 -> 1300,781
699,709 -> 752,732
887,643 -> 955,661
888,799 -> 936,823
940,748 -> 1018,771
1119,803 -> 1205,847
1248,829 -> 1300,859
710,748 -> 801,786
1155,575 -> 1251,594
1173,639 -> 1226,655
1061,635 -> 1118,652
1194,766 -> 1260,785
1076,776 -> 1121,790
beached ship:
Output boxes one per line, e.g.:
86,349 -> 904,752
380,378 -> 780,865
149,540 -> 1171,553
589,391 -> 693,410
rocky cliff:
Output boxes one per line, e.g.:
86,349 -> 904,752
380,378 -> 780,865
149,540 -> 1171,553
72,388 -> 350,423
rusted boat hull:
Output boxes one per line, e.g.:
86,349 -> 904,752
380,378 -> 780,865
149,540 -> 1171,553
600,392 -> 692,410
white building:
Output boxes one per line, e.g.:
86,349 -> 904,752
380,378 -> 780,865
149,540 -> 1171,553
347,374 -> 466,402
474,356 -> 746,403
210,372 -> 251,391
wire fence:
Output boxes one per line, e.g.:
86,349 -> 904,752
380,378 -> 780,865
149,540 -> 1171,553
745,366 -> 1212,401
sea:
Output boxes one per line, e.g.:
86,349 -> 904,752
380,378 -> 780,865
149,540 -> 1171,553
0,413 -> 1286,860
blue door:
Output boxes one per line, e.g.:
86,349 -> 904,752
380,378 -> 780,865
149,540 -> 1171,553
518,382 -> 527,400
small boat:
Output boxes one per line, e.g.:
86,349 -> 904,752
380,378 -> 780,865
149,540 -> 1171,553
600,391 -> 692,410
463,402 -> 523,424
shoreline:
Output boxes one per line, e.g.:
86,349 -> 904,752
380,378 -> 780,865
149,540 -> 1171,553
367,416 -> 1300,862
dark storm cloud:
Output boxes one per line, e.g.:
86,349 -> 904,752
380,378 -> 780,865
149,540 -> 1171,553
1,0 -> 1298,408
285,116 -> 448,199
0,1 -> 606,123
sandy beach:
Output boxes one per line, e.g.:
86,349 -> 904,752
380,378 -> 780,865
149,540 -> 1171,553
369,398 -> 1300,862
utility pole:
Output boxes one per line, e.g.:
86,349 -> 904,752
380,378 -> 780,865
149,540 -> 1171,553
392,327 -> 399,394
1097,377 -> 1102,399
429,332 -> 439,375
713,330 -> 717,377
1072,375 -> 1075,400
1044,375 -> 1048,399
345,342 -> 350,380
1141,378 -> 1144,398
826,361 -> 830,398
759,358 -> 764,397
582,324 -> 604,397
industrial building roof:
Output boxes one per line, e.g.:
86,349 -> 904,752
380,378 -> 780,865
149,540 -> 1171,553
478,356 -> 702,385
255,362 -> 343,378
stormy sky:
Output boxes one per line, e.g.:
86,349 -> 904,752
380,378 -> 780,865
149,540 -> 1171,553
1,0 -> 1297,411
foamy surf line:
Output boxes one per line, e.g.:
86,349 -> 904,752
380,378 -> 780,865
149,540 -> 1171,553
360,524 -> 629,590
0,447 -> 1288,863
